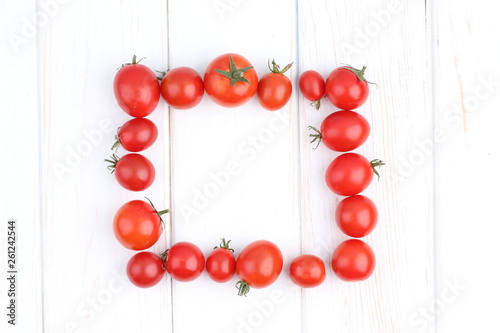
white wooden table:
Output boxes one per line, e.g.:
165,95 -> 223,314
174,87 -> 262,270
1,0 -> 499,332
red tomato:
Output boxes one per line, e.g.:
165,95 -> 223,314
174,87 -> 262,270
331,239 -> 375,281
160,67 -> 204,109
298,70 -> 325,110
113,118 -> 158,152
113,199 -> 167,250
113,55 -> 160,117
206,238 -> 236,283
289,255 -> 326,288
126,251 -> 165,288
105,153 -> 155,192
309,110 -> 370,152
164,242 -> 205,282
235,240 -> 283,296
204,53 -> 258,107
325,153 -> 383,196
336,195 -> 378,238
257,60 -> 293,111
325,66 -> 373,110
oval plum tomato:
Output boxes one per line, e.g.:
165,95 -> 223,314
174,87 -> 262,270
309,110 -> 370,152
204,53 -> 258,108
163,242 -> 205,282
336,195 -> 378,238
112,118 -> 158,152
113,55 -> 161,117
235,240 -> 283,296
105,153 -> 155,191
331,239 -> 375,281
160,67 -> 204,109
298,70 -> 325,110
126,251 -> 165,288
289,255 -> 326,288
257,60 -> 293,111
325,66 -> 374,110
325,153 -> 384,196
113,199 -> 168,250
206,238 -> 236,283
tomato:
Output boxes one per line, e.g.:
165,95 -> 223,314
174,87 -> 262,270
309,110 -> 370,152
298,70 -> 325,110
113,199 -> 168,250
206,238 -> 236,283
331,239 -> 375,281
112,118 -> 158,152
235,240 -> 283,296
325,153 -> 383,196
325,66 -> 373,110
336,195 -> 378,238
160,67 -> 204,109
113,55 -> 161,117
257,60 -> 293,111
289,255 -> 326,288
126,251 -> 165,288
204,53 -> 258,107
163,242 -> 205,282
105,153 -> 155,191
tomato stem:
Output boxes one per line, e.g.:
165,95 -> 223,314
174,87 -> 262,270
267,59 -> 293,74
144,197 -> 170,227
307,126 -> 322,149
370,159 -> 385,179
342,65 -> 377,87
111,127 -> 122,151
214,238 -> 234,252
236,281 -> 251,297
214,56 -> 254,87
310,99 -> 321,111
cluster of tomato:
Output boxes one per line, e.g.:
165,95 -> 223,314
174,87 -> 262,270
107,53 -> 382,295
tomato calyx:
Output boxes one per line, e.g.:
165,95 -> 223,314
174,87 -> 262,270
214,56 -> 254,86
370,159 -> 385,179
307,126 -> 322,149
235,280 -> 251,297
214,238 -> 234,252
268,59 -> 293,74
310,99 -> 322,111
111,127 -> 122,151
104,153 -> 120,173
342,65 -> 377,87
144,197 -> 170,226
156,70 -> 169,81
119,55 -> 146,69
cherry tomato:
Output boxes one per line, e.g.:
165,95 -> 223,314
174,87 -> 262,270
257,60 -> 293,111
113,55 -> 160,117
325,66 -> 373,110
336,195 -> 378,238
235,240 -> 283,296
160,67 -> 204,109
164,242 -> 205,282
113,118 -> 158,152
105,153 -> 155,192
331,239 -> 375,281
113,199 -> 167,250
126,251 -> 165,288
206,238 -> 236,283
309,110 -> 370,152
204,53 -> 258,108
289,255 -> 326,288
325,153 -> 383,196
298,70 -> 325,110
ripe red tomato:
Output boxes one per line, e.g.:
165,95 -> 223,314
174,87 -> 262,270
206,238 -> 236,283
113,55 -> 160,117
257,60 -> 293,111
164,242 -> 205,282
113,199 -> 167,250
331,239 -> 375,281
160,67 -> 204,109
113,118 -> 158,152
126,251 -> 165,288
105,153 -> 155,192
204,53 -> 258,107
336,195 -> 378,238
309,110 -> 370,152
298,70 -> 325,110
325,66 -> 373,110
235,240 -> 283,296
289,255 -> 326,288
325,153 -> 383,196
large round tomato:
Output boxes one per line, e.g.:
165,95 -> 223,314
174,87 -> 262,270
298,70 -> 325,110
126,251 -> 165,288
113,118 -> 158,152
289,254 -> 326,288
113,55 -> 160,117
113,199 -> 166,250
106,153 -> 155,192
325,66 -> 372,110
160,67 -> 204,109
331,239 -> 375,281
235,240 -> 283,296
336,195 -> 378,238
204,53 -> 258,107
257,60 -> 293,111
206,238 -> 236,283
164,242 -> 205,282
